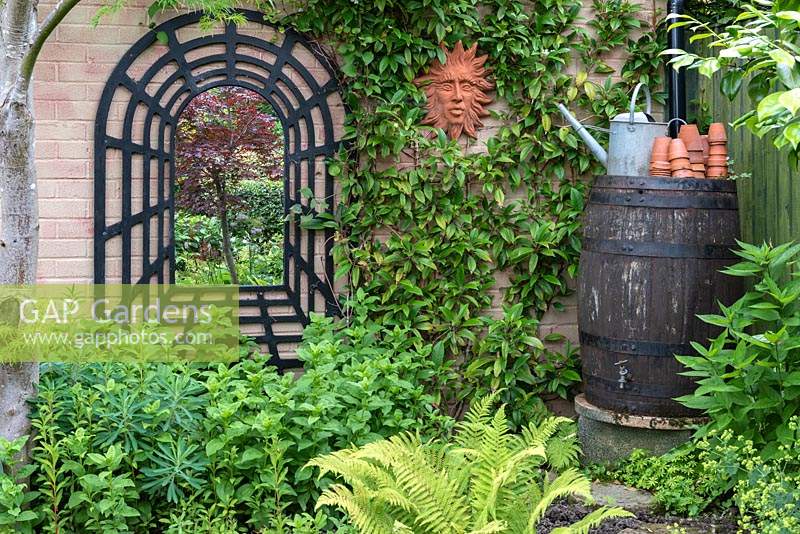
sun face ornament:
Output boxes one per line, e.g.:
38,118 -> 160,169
415,41 -> 494,140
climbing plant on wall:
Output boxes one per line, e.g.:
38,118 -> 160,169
265,0 -> 665,415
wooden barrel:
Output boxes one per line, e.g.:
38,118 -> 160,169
578,175 -> 743,417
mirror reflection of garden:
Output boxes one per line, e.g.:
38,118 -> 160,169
174,86 -> 285,286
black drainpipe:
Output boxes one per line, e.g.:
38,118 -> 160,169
667,0 -> 687,137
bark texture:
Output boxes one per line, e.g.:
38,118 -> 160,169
0,0 -> 40,443
0,101 -> 39,442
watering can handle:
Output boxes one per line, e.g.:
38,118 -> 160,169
629,83 -> 652,124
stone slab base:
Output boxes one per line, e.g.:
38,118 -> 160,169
575,394 -> 700,464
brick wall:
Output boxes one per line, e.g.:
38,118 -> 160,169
36,0 -> 145,283
33,0 -> 660,348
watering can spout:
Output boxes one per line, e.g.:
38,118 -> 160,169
557,103 -> 608,168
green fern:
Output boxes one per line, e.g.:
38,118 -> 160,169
454,390 -> 504,451
307,396 -> 632,533
520,417 -> 581,472
551,506 -> 634,534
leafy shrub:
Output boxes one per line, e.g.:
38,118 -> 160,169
202,317 -> 454,513
340,290 -> 581,426
734,435 -> 800,533
232,232 -> 284,285
534,339 -> 582,399
675,241 -> 800,457
462,303 -> 581,428
598,444 -> 727,516
308,393 -> 626,534
682,0 -> 746,30
21,316 -> 452,532
66,444 -> 141,533
694,425 -> 800,532
597,421 -> 800,524
175,211 -> 224,268
175,210 -> 284,285
0,437 -> 37,533
233,179 -> 285,244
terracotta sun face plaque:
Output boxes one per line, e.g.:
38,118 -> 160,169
415,41 -> 494,139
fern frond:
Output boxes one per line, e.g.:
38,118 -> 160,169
550,506 -> 633,534
543,433 -> 581,471
443,446 -> 474,496
306,447 -> 355,477
520,416 -> 581,472
354,431 -> 422,466
371,487 -> 414,512
315,483 -> 395,534
473,446 -> 546,527
392,521 -> 415,533
469,404 -> 517,519
307,449 -> 396,490
390,443 -> 471,533
455,391 -> 503,449
520,416 -> 573,449
306,394 -> 611,534
467,520 -> 508,534
465,390 -> 504,426
526,468 -> 592,531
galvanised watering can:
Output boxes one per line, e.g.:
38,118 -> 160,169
557,83 -> 668,177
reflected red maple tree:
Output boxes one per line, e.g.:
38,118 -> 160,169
175,87 -> 283,284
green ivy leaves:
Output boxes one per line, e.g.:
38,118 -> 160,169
268,0 -> 663,410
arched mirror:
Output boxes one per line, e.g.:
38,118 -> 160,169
174,87 -> 285,287
93,11 -> 346,366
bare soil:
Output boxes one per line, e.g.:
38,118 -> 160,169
538,501 -> 738,534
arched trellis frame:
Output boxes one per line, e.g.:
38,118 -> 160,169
94,10 -> 346,367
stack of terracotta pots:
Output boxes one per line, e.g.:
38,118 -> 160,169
706,123 -> 728,178
649,137 -> 671,176
669,139 -> 694,177
678,124 -> 706,178
701,135 -> 710,165
648,122 -> 728,179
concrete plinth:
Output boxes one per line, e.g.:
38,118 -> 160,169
575,394 -> 705,464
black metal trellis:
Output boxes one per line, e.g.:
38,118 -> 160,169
94,10 -> 344,367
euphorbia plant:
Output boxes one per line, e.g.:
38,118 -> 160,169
0,0 -> 254,456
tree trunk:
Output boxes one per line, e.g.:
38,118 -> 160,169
214,179 -> 239,284
0,0 -> 41,445
0,100 -> 39,443
219,208 -> 239,284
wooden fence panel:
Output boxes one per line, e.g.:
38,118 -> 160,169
686,51 -> 800,246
